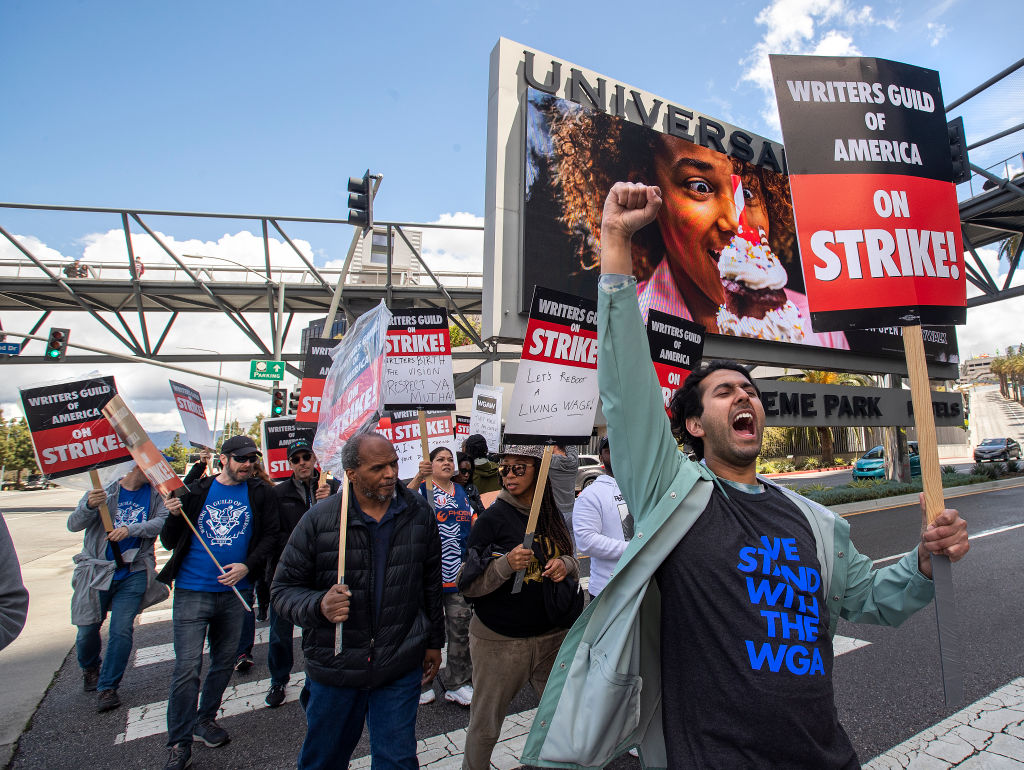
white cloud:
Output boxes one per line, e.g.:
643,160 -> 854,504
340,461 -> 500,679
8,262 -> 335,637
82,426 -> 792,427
420,212 -> 484,274
740,0 -> 896,131
926,22 -> 948,46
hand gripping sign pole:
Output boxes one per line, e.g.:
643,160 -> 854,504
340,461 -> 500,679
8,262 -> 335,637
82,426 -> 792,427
101,394 -> 252,612
311,300 -> 392,655
510,444 -> 554,594
88,468 -> 126,569
904,325 -> 963,706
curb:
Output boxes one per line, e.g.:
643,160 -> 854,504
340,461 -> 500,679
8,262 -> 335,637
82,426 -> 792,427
832,476 -> 1024,516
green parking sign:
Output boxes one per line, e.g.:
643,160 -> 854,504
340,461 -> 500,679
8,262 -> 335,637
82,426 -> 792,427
250,359 -> 285,381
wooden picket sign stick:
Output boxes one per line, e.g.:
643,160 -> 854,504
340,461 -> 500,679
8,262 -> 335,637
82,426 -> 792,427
418,409 -> 430,462
903,323 -> 963,708
89,468 -> 125,569
511,444 -> 554,594
173,495 -> 252,613
334,478 -> 351,655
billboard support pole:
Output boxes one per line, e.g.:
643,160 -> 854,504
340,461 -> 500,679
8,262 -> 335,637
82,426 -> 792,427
904,324 -> 963,708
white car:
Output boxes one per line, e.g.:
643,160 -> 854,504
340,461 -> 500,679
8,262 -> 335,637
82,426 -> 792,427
575,454 -> 606,492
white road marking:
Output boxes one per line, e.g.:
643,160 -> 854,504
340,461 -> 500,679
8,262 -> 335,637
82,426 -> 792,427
133,625 -> 297,667
137,608 -> 173,625
872,521 -> 1024,566
115,674 -> 306,744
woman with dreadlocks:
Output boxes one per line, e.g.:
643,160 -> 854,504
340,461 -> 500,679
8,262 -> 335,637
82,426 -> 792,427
457,444 -> 582,770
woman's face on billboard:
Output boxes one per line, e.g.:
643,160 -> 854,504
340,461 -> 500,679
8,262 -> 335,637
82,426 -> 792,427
652,136 -> 739,307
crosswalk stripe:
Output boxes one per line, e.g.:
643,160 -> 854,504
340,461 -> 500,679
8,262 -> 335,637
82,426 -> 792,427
115,674 -> 307,744
132,625 -> 299,667
137,608 -> 173,625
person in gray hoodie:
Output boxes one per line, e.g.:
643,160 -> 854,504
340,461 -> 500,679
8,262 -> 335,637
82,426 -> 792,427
68,464 -> 169,712
0,512 -> 29,651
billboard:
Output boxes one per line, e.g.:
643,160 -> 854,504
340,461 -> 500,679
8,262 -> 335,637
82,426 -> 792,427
484,39 -> 959,372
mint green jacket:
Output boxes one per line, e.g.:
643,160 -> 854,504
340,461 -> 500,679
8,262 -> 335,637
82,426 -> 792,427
521,280 -> 935,770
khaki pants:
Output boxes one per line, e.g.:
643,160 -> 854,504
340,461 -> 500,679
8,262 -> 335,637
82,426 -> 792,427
462,616 -> 568,770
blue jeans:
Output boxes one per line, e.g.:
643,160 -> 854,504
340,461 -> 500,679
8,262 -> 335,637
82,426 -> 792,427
75,569 -> 147,692
298,667 -> 420,770
166,588 -> 251,746
267,605 -> 294,685
236,605 -> 255,657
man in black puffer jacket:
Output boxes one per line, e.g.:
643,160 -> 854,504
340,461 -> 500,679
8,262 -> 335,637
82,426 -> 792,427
272,432 -> 444,770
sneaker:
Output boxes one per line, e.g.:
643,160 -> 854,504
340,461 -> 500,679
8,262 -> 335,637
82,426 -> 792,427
629,747 -> 640,757
233,653 -> 253,673
443,685 -> 473,706
82,665 -> 100,692
193,718 -> 230,748
164,743 -> 192,770
418,688 -> 436,705
265,683 -> 286,708
96,689 -> 121,712
255,606 -> 268,622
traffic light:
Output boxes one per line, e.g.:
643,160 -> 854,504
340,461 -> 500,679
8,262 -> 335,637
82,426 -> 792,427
288,388 -> 300,415
271,388 -> 287,417
44,327 -> 70,361
947,117 -> 970,185
347,170 -> 373,231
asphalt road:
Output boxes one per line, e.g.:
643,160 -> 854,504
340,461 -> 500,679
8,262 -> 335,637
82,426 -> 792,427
8,480 -> 1023,770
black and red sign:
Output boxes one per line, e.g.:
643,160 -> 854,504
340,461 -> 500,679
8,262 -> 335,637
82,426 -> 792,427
770,55 -> 965,331
375,409 -> 456,478
646,310 -> 705,413
262,417 -> 309,480
455,415 -> 470,442
20,377 -> 131,478
295,337 -> 336,430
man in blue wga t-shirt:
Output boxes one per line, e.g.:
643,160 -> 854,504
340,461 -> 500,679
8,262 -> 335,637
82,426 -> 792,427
157,435 -> 280,770
68,463 -> 169,714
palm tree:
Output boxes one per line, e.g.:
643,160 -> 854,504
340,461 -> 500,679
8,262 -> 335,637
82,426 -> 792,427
777,370 -> 872,465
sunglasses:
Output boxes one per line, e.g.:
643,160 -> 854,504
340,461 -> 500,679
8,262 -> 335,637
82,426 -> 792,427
498,463 -> 535,477
232,455 -> 260,465
290,452 -> 312,463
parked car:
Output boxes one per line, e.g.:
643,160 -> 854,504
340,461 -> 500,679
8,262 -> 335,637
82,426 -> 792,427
21,473 -> 54,491
575,454 -> 605,492
852,442 -> 920,479
973,437 -> 1022,462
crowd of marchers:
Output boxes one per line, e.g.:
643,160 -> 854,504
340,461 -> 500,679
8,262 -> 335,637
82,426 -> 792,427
2,183 -> 971,770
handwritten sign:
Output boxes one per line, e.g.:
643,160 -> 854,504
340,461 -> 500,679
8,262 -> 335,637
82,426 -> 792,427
468,384 -> 503,454
646,310 -> 705,414
503,287 -> 599,445
375,409 -> 456,478
20,377 -> 131,479
169,380 -> 214,449
382,309 -> 456,410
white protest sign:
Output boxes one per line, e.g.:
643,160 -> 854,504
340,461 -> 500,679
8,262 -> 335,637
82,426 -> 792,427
382,308 -> 456,409
468,384 -> 503,454
376,409 -> 456,479
503,287 -> 599,445
169,380 -> 214,449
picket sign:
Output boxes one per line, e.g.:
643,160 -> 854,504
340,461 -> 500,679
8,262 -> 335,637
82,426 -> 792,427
88,468 -> 125,568
511,445 -> 555,594
417,410 -> 430,463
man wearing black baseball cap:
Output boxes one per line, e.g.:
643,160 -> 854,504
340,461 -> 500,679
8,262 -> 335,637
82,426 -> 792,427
158,434 -> 281,770
264,438 -> 339,708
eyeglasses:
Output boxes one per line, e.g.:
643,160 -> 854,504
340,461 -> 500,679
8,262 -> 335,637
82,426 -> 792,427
498,463 -> 534,477
232,455 -> 260,465
290,452 -> 312,463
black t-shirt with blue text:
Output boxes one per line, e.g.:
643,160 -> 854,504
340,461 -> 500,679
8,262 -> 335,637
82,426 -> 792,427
656,481 -> 858,769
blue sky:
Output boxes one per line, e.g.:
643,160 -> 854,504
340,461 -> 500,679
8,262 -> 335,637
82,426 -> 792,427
1,0 -> 1019,431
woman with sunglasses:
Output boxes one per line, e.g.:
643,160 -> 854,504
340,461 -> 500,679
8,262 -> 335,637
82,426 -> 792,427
454,452 -> 485,517
408,446 -> 477,707
457,445 -> 579,770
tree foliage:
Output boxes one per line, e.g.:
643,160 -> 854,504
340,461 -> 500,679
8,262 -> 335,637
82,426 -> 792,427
775,370 -> 872,466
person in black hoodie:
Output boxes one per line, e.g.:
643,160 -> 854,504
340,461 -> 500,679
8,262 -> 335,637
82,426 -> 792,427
458,444 -> 580,770
271,432 -> 444,770
158,435 -> 280,770
264,438 -> 339,708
